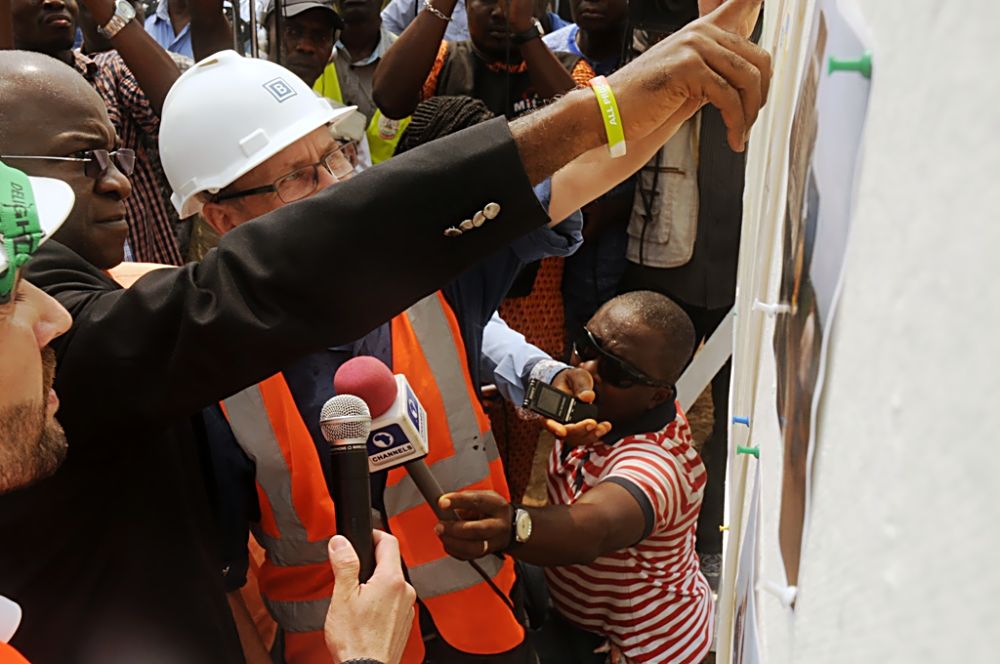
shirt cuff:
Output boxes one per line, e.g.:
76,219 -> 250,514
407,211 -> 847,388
530,359 -> 573,386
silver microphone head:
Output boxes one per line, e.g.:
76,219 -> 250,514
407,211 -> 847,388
320,394 -> 372,443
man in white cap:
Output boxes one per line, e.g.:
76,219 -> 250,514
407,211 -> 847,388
0,161 -> 74,664
0,161 -> 75,496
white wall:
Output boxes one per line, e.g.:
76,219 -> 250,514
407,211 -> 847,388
745,1 -> 1000,661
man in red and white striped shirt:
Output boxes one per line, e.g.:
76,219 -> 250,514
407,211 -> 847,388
437,291 -> 713,663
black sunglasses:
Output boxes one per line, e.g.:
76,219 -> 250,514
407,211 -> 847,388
573,328 -> 675,390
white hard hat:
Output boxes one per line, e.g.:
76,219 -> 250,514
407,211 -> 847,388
159,50 -> 356,218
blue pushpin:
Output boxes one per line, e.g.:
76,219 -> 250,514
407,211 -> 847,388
732,416 -> 750,427
828,51 -> 872,79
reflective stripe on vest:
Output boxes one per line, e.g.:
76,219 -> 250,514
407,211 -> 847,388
262,597 -> 329,635
313,62 -> 411,165
221,293 -> 521,657
385,433 -> 500,515
221,376 -> 336,635
109,264 -> 339,643
386,293 -> 524,654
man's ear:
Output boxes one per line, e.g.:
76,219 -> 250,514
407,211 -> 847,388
200,201 -> 238,236
645,386 -> 674,411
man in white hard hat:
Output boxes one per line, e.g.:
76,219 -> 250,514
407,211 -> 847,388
13,0 -> 768,660
176,86 -> 585,662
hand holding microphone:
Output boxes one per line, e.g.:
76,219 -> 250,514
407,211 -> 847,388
333,356 -> 516,612
324,531 -> 416,664
433,490 -> 515,560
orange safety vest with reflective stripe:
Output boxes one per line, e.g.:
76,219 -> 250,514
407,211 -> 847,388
221,292 -> 523,663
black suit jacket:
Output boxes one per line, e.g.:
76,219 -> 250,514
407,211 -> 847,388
5,119 -> 549,663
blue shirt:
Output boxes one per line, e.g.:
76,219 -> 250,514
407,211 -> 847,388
144,2 -> 194,59
205,182 -> 582,590
543,24 -> 619,76
382,0 -> 567,46
382,0 -> 470,42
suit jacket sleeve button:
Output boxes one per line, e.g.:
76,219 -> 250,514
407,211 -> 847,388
444,227 -> 463,237
483,202 -> 500,219
459,219 -> 474,231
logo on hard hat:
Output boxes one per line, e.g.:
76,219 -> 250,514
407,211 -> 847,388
263,77 -> 298,103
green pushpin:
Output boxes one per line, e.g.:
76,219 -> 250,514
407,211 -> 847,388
828,51 -> 872,79
736,445 -> 760,459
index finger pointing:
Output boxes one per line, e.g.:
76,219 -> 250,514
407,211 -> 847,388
441,490 -> 507,515
705,0 -> 763,36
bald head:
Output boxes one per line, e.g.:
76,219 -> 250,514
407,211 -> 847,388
0,50 -> 129,271
593,291 -> 696,384
0,51 -> 111,152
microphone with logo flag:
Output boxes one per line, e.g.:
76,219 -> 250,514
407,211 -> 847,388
333,356 -> 516,612
319,394 -> 375,582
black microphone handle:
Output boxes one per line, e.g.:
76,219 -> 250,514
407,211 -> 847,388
403,459 -> 459,522
330,443 -> 375,582
402,458 -> 514,611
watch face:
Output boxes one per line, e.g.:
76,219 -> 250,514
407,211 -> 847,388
515,510 -> 532,542
116,0 -> 136,20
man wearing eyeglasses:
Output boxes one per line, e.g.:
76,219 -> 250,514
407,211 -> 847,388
0,68 -> 137,273
7,0 -> 187,265
435,290 -> 715,664
162,49 -> 585,661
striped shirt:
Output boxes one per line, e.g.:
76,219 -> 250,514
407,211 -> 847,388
73,50 -> 184,266
545,402 -> 713,663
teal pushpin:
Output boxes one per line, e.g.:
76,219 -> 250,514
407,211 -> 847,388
732,416 -> 750,427
828,51 -> 872,79
736,445 -> 759,459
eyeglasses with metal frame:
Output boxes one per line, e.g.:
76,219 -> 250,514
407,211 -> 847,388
212,142 -> 359,205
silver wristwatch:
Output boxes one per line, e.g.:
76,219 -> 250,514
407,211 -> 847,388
511,507 -> 533,546
97,0 -> 136,40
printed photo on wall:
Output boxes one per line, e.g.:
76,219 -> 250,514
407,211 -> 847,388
773,0 -> 872,588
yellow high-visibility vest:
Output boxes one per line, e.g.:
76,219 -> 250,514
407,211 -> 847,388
314,62 -> 410,165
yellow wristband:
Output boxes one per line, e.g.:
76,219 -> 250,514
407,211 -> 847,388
587,76 -> 626,158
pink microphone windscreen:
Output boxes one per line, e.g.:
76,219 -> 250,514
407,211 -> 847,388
334,356 -> 398,418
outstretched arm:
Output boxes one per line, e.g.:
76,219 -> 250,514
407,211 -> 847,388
189,0 -> 235,62
372,0 -> 455,118
31,0 -> 768,442
509,0 -> 769,185
543,0 -> 770,220
435,482 -> 648,566
504,0 -> 576,101
81,0 -> 180,114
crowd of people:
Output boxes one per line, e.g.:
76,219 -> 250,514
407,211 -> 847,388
0,0 -> 769,662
